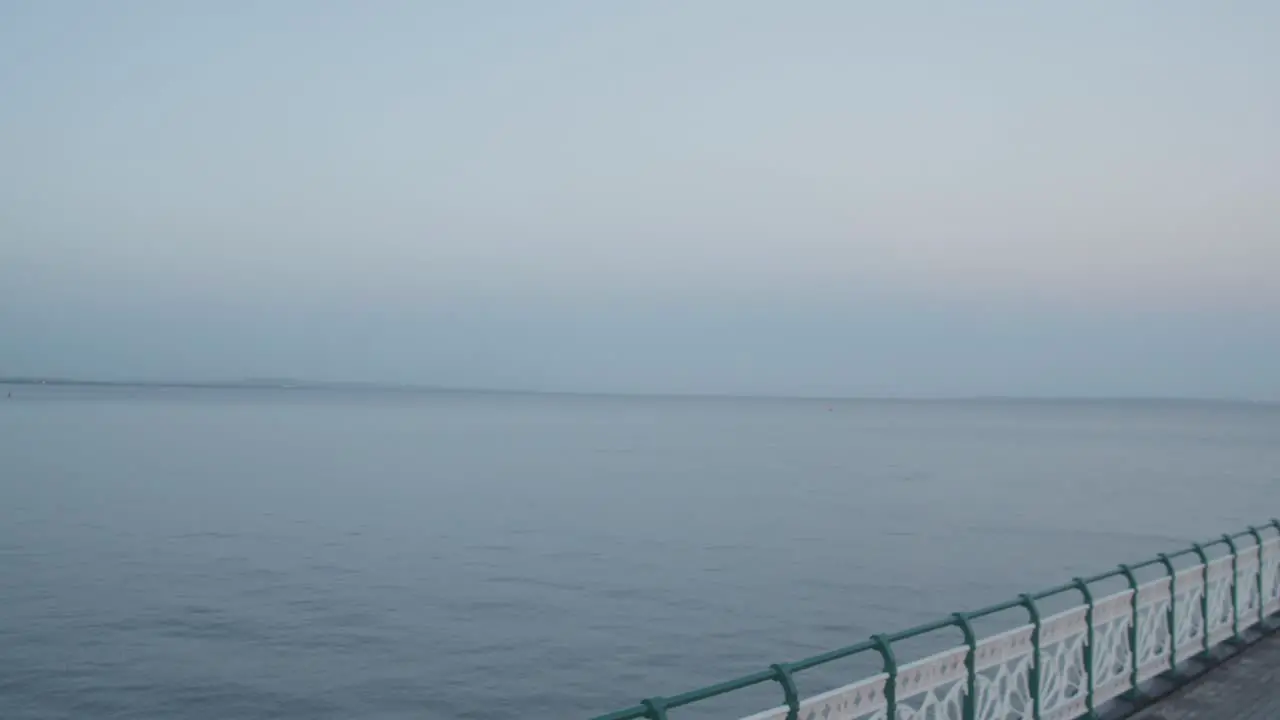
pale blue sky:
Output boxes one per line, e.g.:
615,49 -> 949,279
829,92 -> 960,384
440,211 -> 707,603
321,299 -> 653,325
2,2 -> 1278,397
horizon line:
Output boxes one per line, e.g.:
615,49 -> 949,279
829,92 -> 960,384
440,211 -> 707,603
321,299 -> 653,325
1,375 -> 1275,406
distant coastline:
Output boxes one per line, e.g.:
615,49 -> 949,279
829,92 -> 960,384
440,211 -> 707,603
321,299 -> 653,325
0,376 -> 1274,406
0,376 -> 476,394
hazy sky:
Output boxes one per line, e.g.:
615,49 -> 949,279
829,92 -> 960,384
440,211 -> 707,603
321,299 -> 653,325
2,2 -> 1278,397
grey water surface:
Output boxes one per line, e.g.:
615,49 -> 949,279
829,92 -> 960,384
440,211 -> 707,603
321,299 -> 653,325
2,386 -> 1278,719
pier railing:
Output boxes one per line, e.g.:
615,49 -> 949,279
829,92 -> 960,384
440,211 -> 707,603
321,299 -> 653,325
592,520 -> 1280,720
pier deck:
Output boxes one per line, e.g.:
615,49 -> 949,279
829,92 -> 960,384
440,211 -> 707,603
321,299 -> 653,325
1131,631 -> 1280,720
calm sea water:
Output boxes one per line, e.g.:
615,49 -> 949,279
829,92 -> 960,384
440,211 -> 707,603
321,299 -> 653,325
2,386 -> 1278,719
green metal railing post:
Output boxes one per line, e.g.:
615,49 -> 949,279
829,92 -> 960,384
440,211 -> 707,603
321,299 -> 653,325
1118,564 -> 1140,697
1072,577 -> 1097,719
1273,519 -> 1280,621
769,663 -> 800,720
640,697 -> 669,720
1019,593 -> 1043,720
1157,553 -> 1177,671
1191,543 -> 1210,654
1273,519 -> 1280,623
1272,519 -> 1280,615
1249,526 -> 1266,626
871,634 -> 898,719
1222,534 -> 1241,642
953,613 -> 978,720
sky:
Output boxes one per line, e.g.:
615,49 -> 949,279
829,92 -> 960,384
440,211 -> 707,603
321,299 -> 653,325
1,1 -> 1278,398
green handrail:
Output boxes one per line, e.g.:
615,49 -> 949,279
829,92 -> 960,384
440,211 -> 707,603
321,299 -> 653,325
590,521 -> 1280,720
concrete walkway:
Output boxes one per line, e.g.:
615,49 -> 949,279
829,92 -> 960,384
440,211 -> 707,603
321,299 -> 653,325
1129,631 -> 1280,720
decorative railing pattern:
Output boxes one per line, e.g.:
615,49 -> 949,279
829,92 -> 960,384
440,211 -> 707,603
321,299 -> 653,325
592,520 -> 1280,720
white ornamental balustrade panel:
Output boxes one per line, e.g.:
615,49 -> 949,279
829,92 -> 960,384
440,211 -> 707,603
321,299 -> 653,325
1089,590 -> 1135,706
1204,556 -> 1235,648
973,625 -> 1034,720
892,646 -> 969,720
1133,577 -> 1173,682
740,674 -> 889,720
1262,537 -> 1280,616
1171,566 -> 1206,657
1234,544 -> 1262,630
1037,606 -> 1088,720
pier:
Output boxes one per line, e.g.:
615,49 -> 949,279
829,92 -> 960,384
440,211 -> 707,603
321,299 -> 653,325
591,520 -> 1280,720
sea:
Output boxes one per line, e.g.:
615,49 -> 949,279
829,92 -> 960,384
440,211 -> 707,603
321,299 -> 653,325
2,384 -> 1278,719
